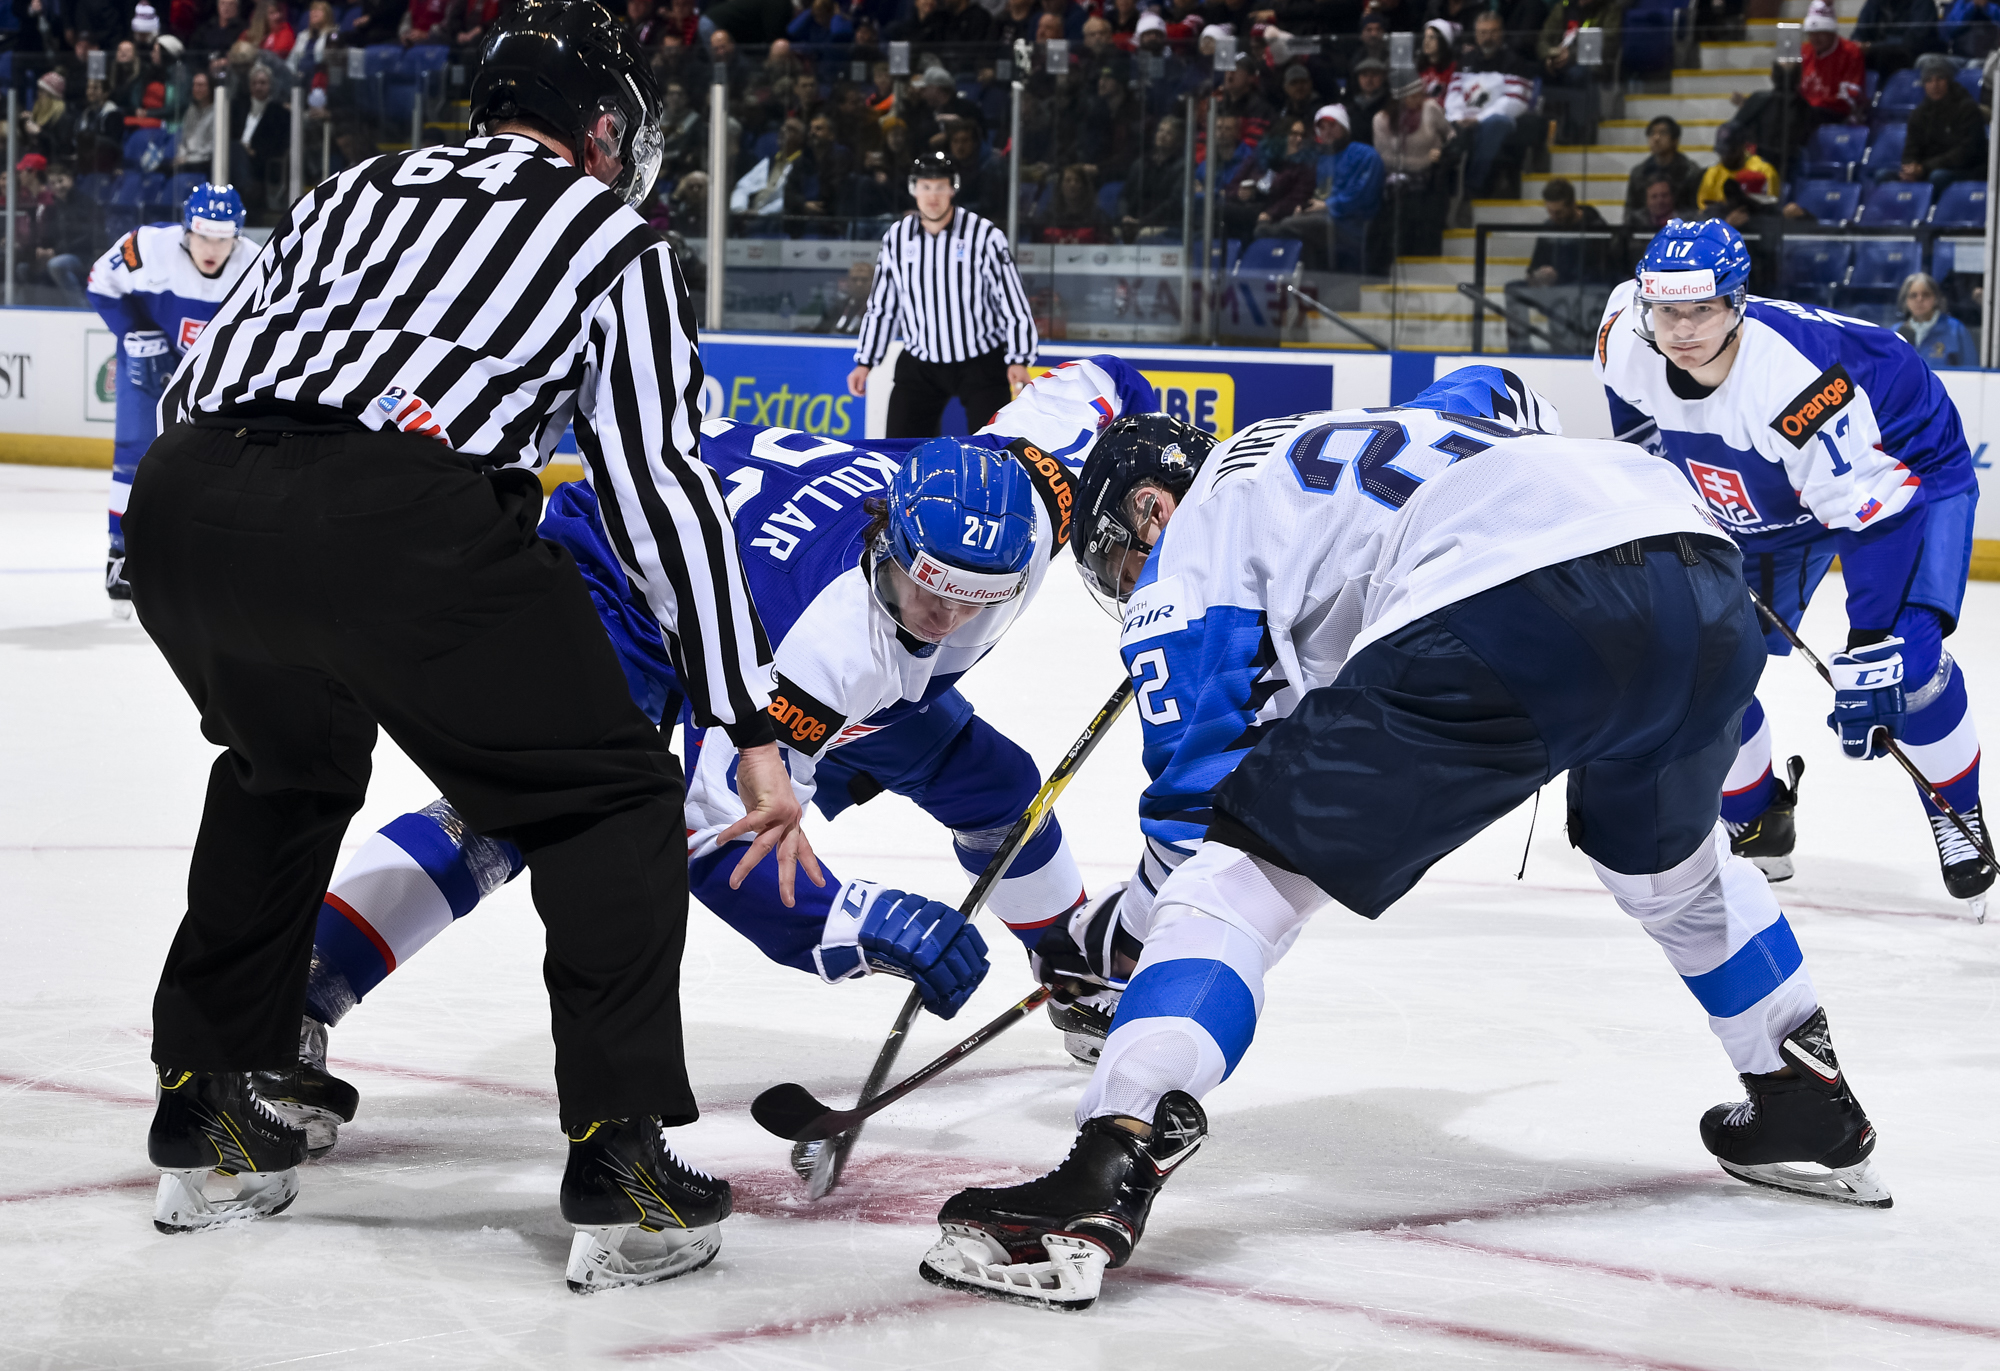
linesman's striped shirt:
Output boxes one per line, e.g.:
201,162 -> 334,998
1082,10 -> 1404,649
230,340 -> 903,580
853,207 -> 1038,368
165,134 -> 779,745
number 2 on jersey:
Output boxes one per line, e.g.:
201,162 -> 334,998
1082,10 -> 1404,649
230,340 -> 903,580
1286,419 -> 1493,510
1129,648 -> 1180,725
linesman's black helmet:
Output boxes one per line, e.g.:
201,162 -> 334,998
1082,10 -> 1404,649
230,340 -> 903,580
1072,412 -> 1216,608
908,148 -> 960,193
470,1 -> 664,209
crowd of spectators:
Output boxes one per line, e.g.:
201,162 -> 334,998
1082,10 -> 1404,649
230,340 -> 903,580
1,0 -> 1992,361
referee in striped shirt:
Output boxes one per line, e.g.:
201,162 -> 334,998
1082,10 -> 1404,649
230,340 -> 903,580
127,1 -> 815,1258
847,149 -> 1039,438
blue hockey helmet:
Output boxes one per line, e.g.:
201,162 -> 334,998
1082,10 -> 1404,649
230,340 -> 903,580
872,437 -> 1039,647
1633,217 -> 1751,355
1072,411 -> 1216,609
1408,365 -> 1563,435
182,182 -> 245,238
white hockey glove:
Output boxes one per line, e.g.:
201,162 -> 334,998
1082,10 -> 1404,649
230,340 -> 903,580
1030,882 -> 1144,1001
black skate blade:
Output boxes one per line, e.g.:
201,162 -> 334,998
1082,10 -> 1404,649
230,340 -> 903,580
917,1254 -> 1098,1312
750,1083 -> 839,1141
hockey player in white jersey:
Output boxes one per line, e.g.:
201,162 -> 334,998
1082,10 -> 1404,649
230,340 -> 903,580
1597,219 -> 1989,911
258,358 -> 1153,1173
85,182 -> 260,612
921,366 -> 1889,1313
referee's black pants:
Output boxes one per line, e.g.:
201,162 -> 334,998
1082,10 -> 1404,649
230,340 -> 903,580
125,422 -> 698,1130
885,346 -> 1013,439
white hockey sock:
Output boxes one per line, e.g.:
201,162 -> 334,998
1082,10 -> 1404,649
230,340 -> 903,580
1591,824 -> 1817,1074
1077,844 -> 1328,1125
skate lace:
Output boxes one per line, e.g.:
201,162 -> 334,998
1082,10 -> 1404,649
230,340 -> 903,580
246,1077 -> 295,1131
654,1127 -> 717,1182
1931,812 -> 1988,869
1722,1098 -> 1757,1128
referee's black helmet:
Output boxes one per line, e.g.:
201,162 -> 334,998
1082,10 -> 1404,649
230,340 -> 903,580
470,1 -> 664,208
908,148 -> 960,193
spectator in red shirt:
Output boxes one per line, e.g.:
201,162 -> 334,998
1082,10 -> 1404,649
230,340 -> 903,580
248,0 -> 295,57
1798,1 -> 1865,121
403,0 -> 451,45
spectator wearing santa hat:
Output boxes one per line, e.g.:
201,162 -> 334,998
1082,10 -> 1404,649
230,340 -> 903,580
1798,0 -> 1865,122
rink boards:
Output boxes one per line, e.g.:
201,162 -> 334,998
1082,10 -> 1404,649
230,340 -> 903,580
2,309 -> 1997,568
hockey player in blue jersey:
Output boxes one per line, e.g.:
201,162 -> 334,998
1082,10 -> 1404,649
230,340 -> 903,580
255,357 -> 1155,1161
85,182 -> 259,612
1597,219 -> 1990,913
922,366 -> 1888,1313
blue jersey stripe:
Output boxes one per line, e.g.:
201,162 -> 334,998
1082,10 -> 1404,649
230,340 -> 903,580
381,812 -> 482,920
1681,915 -> 1805,1019
1113,956 -> 1260,1075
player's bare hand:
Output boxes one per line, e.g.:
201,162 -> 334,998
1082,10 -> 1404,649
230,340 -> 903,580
719,742 -> 825,906
1007,363 -> 1030,394
847,364 -> 871,398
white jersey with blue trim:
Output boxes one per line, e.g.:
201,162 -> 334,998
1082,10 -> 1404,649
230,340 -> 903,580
1594,280 -> 1973,552
1113,403 -> 1719,931
85,222 -> 261,356
683,356 -> 1150,860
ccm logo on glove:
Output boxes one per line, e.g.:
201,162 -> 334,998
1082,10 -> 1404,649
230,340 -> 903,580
1771,365 -> 1854,448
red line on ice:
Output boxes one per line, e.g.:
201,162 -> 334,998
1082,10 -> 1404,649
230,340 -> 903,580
1389,1231 -> 2000,1342
1348,1170 -> 1721,1231
0,1069 -> 150,1106
0,1174 -> 158,1206
613,1297 -> 948,1358
1129,1270 -> 1730,1371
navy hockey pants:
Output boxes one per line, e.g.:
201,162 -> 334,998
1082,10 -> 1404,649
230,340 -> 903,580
1210,533 -> 1767,912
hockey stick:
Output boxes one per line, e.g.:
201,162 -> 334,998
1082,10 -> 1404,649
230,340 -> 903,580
1744,585 -> 1998,878
753,985 -> 1057,1143
771,677 -> 1137,1197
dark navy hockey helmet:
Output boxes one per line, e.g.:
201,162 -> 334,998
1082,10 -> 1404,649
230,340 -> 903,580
908,147 -> 960,193
1634,217 -> 1752,350
470,0 -> 664,208
182,181 -> 245,238
1408,365 -> 1563,435
872,437 -> 1038,646
1072,412 -> 1216,608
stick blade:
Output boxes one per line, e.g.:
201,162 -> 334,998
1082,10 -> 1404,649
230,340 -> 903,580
750,1083 -> 832,1141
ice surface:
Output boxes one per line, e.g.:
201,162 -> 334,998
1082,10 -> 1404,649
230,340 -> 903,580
3,463 -> 1997,1369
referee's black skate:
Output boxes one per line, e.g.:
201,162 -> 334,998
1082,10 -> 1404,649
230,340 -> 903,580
920,1091 -> 1206,1310
250,1015 -> 359,1159
148,1066 -> 309,1233
1729,755 -> 1803,881
560,1116 -> 731,1293
1928,802 -> 1993,921
1700,1008 -> 1891,1208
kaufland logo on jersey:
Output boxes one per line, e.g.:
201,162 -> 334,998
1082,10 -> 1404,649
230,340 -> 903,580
1639,268 -> 1719,301
908,551 -> 1022,605
1687,460 -> 1762,527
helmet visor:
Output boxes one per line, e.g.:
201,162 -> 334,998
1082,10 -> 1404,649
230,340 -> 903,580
871,552 -> 1029,648
618,117 -> 664,209
1637,295 -> 1740,358
1075,486 -> 1168,611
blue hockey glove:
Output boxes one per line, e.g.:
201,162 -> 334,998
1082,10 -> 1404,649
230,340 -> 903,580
123,331 -> 173,398
852,884 -> 989,1019
1826,636 -> 1905,760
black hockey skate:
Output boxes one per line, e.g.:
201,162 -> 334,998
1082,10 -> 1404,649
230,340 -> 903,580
920,1091 -> 1207,1310
1032,888 -> 1140,1068
560,1117 -> 731,1293
1729,756 -> 1804,882
251,1016 -> 359,1160
148,1066 -> 309,1233
1929,803 -> 1993,921
105,554 -> 133,619
1700,1008 -> 1891,1208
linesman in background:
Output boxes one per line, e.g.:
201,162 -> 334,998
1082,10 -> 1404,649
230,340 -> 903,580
126,0 -> 816,1292
848,148 -> 1039,438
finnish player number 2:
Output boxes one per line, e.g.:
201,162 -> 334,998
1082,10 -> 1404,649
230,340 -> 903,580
1130,648 -> 1180,724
